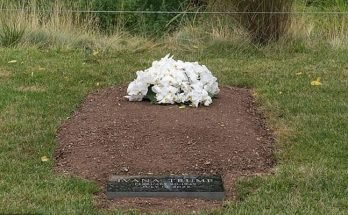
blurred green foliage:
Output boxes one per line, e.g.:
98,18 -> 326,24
305,0 -> 347,8
78,0 -> 190,35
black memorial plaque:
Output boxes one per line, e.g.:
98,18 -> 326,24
107,176 -> 225,200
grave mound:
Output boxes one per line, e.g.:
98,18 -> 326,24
55,86 -> 274,213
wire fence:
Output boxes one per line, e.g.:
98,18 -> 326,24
0,8 -> 348,15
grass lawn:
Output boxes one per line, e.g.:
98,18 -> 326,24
0,44 -> 347,214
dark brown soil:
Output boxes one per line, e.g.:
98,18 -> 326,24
55,86 -> 274,214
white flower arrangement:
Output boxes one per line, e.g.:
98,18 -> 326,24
125,54 -> 220,107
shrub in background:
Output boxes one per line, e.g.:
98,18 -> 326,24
2,0 -> 190,36
205,0 -> 294,44
232,0 -> 294,44
78,0 -> 189,36
0,22 -> 25,47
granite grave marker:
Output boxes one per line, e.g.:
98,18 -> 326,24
107,175 -> 225,200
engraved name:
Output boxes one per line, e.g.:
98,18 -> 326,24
116,178 -> 214,184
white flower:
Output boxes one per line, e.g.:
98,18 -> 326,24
125,54 -> 220,107
136,70 -> 154,84
125,80 -> 149,101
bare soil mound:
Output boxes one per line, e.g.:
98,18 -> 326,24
55,86 -> 274,213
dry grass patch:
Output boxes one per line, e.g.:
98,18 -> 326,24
16,85 -> 46,93
0,68 -> 11,79
273,122 -> 297,143
0,103 -> 18,132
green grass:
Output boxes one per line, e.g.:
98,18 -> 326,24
0,43 -> 347,214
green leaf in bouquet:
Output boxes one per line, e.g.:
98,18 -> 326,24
208,92 -> 217,98
144,86 -> 157,103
